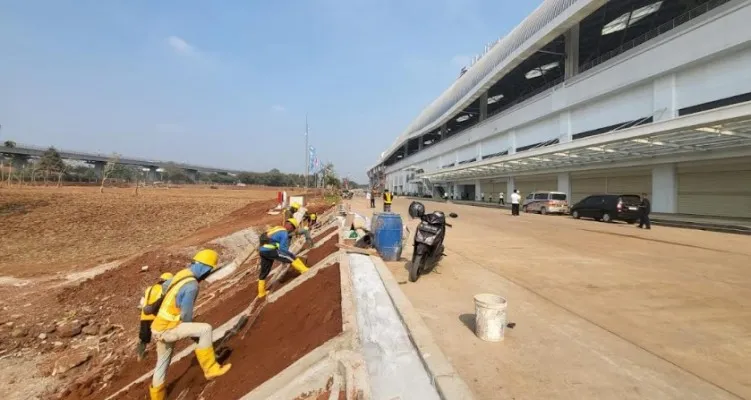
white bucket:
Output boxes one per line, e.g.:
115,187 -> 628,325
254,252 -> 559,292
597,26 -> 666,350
473,293 -> 507,342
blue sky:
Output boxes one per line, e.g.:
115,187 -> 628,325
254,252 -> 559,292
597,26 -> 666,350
0,0 -> 540,182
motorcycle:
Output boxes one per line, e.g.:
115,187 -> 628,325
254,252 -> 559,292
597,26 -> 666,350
407,201 -> 457,282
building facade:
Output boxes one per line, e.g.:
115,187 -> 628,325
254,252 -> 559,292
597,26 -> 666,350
368,0 -> 751,218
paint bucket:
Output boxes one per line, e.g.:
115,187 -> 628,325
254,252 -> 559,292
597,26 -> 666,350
473,294 -> 507,342
372,212 -> 403,261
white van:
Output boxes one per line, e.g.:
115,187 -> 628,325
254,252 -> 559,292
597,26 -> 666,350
522,191 -> 569,215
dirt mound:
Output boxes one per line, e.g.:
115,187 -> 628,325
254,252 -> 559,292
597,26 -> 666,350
115,263 -> 343,400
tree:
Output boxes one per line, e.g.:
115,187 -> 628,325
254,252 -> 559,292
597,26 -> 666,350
2,140 -> 17,186
100,153 -> 120,193
38,147 -> 65,186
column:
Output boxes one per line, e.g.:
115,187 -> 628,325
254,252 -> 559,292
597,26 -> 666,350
476,142 -> 483,161
148,166 -> 158,183
90,161 -> 105,180
506,177 -> 516,199
559,111 -> 572,143
508,130 -> 517,155
653,73 -> 677,121
557,172 -> 571,200
418,136 -> 424,151
440,124 -> 447,141
403,143 -> 408,158
479,92 -> 488,122
186,169 -> 198,183
475,179 -> 483,201
651,164 -> 677,213
564,23 -> 580,79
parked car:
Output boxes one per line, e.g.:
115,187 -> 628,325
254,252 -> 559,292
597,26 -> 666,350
522,191 -> 569,215
570,194 -> 642,223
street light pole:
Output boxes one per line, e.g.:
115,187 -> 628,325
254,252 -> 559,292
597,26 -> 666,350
304,115 -> 309,189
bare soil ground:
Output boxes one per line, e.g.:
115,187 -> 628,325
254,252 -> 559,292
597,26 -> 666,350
0,185 -> 335,400
0,186 -> 281,277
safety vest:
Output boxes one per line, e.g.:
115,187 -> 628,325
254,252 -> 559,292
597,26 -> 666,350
260,226 -> 288,251
384,192 -> 393,204
151,269 -> 197,332
140,283 -> 164,321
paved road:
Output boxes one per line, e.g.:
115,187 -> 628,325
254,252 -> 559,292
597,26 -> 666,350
349,198 -> 751,400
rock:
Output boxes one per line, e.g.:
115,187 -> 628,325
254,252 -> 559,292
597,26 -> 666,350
11,327 -> 28,338
53,341 -> 64,348
82,325 -> 99,336
5,321 -> 14,328
98,324 -> 115,335
52,350 -> 92,376
41,324 -> 56,334
58,321 -> 83,338
38,333 -> 47,340
103,372 -> 115,383
10,314 -> 22,319
141,266 -> 149,272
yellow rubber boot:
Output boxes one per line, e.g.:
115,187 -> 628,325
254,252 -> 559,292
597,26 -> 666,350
257,279 -> 267,298
291,258 -> 309,273
149,384 -> 165,400
195,346 -> 232,380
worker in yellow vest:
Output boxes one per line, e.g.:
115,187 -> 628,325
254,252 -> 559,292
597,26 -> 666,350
383,189 -> 393,212
257,218 -> 309,298
147,249 -> 231,400
137,272 -> 174,361
284,202 -> 300,223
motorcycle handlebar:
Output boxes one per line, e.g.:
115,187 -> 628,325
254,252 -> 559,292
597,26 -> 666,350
445,222 -> 453,228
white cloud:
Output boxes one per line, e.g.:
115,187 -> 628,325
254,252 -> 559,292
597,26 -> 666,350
166,36 -> 197,56
271,105 -> 286,112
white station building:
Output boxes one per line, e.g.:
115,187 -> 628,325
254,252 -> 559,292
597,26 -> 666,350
367,0 -> 751,219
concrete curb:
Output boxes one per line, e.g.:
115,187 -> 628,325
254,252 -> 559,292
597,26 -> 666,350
368,255 -> 475,400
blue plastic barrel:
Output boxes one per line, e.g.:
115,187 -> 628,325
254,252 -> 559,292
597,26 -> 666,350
372,212 -> 403,261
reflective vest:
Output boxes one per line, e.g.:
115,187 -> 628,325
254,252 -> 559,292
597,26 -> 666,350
151,269 -> 197,332
384,192 -> 393,204
140,283 -> 164,321
260,226 -> 288,251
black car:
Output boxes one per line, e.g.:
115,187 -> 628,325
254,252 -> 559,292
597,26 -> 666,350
570,194 -> 642,223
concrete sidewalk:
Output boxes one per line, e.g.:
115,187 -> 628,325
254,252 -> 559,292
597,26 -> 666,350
404,196 -> 751,235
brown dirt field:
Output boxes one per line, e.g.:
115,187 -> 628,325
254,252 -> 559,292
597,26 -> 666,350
53,203 -> 338,400
114,263 -> 343,400
0,186 -> 281,277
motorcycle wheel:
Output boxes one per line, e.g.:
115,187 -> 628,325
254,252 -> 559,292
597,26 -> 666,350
409,253 -> 425,282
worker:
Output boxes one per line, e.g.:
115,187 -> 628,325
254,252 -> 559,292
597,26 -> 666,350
257,218 -> 309,298
383,189 -> 393,212
510,189 -> 521,216
136,272 -> 174,361
284,202 -> 300,222
302,212 -> 318,228
638,192 -> 652,230
148,249 -> 231,400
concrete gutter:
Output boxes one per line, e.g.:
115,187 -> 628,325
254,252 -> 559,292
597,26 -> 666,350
367,255 -> 475,400
405,196 -> 751,235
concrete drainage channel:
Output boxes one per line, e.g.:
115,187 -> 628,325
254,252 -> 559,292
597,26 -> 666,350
66,206 -> 473,400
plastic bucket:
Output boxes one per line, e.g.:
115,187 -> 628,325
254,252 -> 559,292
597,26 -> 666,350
372,212 -> 403,261
473,294 -> 507,342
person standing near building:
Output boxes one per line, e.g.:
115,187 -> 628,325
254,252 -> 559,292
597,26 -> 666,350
510,190 -> 521,216
366,191 -> 373,208
383,189 -> 393,212
499,192 -> 505,206
638,193 -> 651,229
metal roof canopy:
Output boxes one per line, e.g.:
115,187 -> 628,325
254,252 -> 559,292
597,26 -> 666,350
424,101 -> 751,182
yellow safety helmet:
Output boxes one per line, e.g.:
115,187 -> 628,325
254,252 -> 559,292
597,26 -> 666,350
310,213 -> 317,220
159,272 -> 174,282
193,249 -> 219,268
290,202 -> 301,210
286,218 -> 299,229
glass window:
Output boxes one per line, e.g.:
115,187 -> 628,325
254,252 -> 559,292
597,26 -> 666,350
525,194 -> 533,200
551,193 -> 567,201
534,193 -> 548,200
